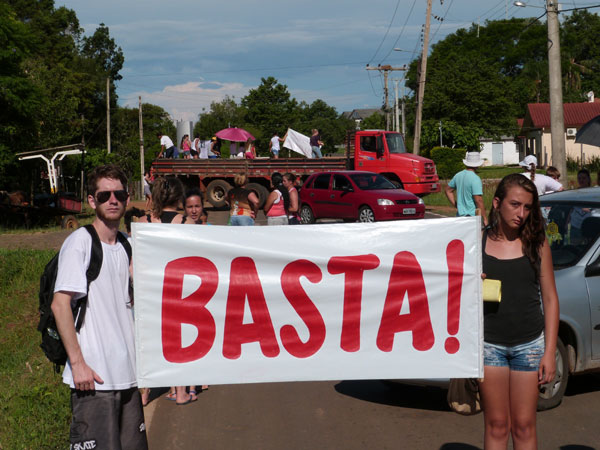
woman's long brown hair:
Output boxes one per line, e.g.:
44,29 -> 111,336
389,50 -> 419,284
486,173 -> 545,274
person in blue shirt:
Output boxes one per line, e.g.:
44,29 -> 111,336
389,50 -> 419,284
445,152 -> 488,226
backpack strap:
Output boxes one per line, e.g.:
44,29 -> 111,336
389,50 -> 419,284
73,225 -> 103,331
116,231 -> 132,263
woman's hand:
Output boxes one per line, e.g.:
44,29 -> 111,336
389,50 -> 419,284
538,351 -> 556,385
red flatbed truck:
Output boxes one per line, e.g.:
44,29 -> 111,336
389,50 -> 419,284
151,130 -> 439,208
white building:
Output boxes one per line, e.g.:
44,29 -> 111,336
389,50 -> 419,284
479,136 -> 520,166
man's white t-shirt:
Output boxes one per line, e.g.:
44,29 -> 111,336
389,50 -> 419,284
521,172 -> 563,196
270,136 -> 281,151
160,135 -> 174,148
54,228 -> 136,390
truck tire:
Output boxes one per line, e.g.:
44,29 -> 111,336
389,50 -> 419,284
537,337 -> 569,411
206,180 -> 232,208
61,215 -> 79,230
247,183 -> 269,209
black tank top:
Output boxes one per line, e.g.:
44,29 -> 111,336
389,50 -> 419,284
482,230 -> 544,346
146,211 -> 184,223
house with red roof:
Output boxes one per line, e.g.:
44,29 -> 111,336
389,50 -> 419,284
518,99 -> 600,166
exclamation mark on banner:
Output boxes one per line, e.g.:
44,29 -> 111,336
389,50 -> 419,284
445,239 -> 464,354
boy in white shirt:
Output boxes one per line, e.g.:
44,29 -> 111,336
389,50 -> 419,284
52,165 -> 147,449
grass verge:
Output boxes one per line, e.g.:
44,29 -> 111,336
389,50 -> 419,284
0,249 -> 70,449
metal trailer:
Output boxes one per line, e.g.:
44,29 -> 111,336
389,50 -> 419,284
4,144 -> 86,229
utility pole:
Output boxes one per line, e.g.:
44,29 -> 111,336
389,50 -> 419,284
413,0 -> 432,155
401,84 -> 406,136
138,96 -> 145,200
366,65 -> 407,131
80,115 -> 85,199
394,79 -> 400,133
547,0 -> 566,186
106,78 -> 111,154
439,120 -> 443,147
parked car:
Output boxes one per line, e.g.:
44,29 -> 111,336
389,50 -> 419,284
387,187 -> 600,411
299,171 -> 425,224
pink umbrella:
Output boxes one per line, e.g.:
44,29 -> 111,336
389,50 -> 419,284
215,127 -> 255,142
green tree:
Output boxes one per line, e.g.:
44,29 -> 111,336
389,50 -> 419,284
241,77 -> 298,151
561,10 -> 600,102
359,112 -> 385,130
421,120 -> 484,152
297,99 -> 353,153
194,96 -> 246,139
0,2 -> 40,185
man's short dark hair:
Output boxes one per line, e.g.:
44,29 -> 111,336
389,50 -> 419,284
87,165 -> 128,196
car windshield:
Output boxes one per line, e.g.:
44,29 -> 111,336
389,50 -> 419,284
386,133 -> 406,154
349,173 -> 397,190
541,202 -> 600,268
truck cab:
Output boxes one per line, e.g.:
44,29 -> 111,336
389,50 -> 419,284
352,130 -> 440,196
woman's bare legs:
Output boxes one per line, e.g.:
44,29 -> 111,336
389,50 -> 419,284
509,370 -> 539,449
480,366 -> 539,450
480,366 -> 511,449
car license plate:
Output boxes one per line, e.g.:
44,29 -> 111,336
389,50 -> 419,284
431,183 -> 437,190
403,208 -> 416,215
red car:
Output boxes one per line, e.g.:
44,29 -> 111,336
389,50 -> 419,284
299,171 -> 425,223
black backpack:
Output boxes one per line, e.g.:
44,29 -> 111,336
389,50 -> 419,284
37,224 -> 132,373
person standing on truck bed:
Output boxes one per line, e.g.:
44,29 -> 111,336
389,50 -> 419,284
210,137 -> 221,158
445,152 -> 488,226
157,132 -> 178,159
310,129 -> 323,159
269,132 -> 284,158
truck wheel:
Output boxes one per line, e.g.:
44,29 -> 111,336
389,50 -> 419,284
206,180 -> 232,208
300,205 -> 315,224
61,215 -> 79,230
247,183 -> 269,209
537,337 -> 569,411
358,206 -> 375,223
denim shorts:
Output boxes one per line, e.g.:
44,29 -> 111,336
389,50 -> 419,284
483,332 -> 545,372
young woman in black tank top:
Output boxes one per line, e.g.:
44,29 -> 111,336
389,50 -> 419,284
136,175 -> 195,406
479,174 -> 559,449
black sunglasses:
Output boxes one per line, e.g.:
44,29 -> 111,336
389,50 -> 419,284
95,190 -> 129,204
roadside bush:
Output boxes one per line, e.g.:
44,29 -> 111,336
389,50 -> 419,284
567,155 -> 600,174
430,147 -> 466,180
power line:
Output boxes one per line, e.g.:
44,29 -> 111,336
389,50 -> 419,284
379,0 -> 419,63
123,60 -> 370,79
367,0 -> 402,65
431,0 -> 455,43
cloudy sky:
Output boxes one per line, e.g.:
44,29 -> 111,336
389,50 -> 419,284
57,0 -> 562,123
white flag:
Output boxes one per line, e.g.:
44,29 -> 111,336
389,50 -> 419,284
283,128 -> 312,158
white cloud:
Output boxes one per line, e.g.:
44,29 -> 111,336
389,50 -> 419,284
121,80 -> 251,123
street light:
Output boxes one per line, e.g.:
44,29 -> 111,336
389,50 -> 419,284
513,0 -> 567,187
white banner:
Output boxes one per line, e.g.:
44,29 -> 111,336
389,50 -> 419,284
132,218 -> 483,387
283,128 -> 312,158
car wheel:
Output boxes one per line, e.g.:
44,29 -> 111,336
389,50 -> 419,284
537,337 -> 569,411
206,180 -> 232,208
358,206 -> 375,223
300,205 -> 315,224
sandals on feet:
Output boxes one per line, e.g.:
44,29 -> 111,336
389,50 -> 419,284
176,393 -> 198,406
165,391 -> 176,401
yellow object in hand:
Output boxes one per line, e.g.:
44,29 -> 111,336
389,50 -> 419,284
483,279 -> 502,302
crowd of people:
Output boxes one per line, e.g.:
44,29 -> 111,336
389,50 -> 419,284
156,128 -> 325,160
50,155 -> 598,448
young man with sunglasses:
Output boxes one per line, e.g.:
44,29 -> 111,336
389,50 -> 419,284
51,165 -> 148,450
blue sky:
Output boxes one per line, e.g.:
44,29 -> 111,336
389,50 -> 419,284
56,0 -> 569,122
